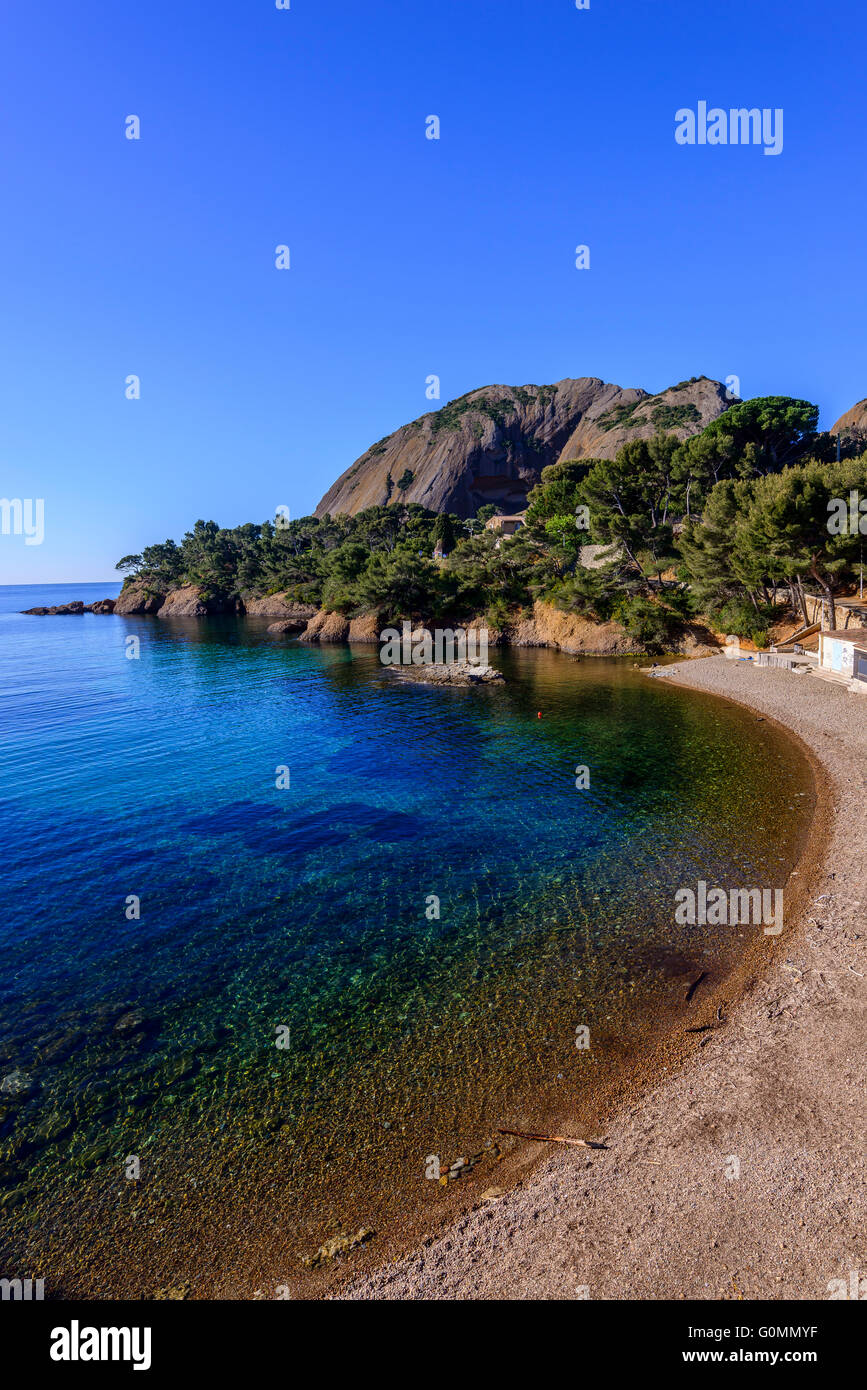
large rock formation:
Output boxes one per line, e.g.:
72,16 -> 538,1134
298,611 -> 351,643
22,600 -> 116,615
114,582 -> 165,615
157,586 -> 235,618
283,602 -> 713,657
112,584 -> 318,619
314,376 -> 734,520
831,399 -> 867,445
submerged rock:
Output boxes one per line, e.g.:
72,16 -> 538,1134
0,1187 -> 28,1210
302,1227 -> 375,1268
113,1009 -> 149,1035
0,1068 -> 35,1098
35,1028 -> 85,1065
154,1281 -> 190,1300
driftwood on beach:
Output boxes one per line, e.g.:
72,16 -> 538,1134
497,1128 -> 609,1150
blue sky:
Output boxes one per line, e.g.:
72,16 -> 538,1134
1,0 -> 865,582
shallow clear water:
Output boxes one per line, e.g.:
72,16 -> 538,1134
0,584 -> 813,1294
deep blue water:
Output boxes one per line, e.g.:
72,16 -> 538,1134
0,583 -> 813,1294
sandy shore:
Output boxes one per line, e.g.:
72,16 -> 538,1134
340,657 -> 866,1300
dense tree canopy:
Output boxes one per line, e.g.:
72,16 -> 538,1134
119,395 -> 867,648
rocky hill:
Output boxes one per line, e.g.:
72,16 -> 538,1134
314,376 -> 735,519
831,398 -> 867,443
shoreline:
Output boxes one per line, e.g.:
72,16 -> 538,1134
2,644 -> 860,1300
336,656 -> 865,1300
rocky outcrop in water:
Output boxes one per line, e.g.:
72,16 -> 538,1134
22,600 -> 116,615
266,618 -> 310,634
314,376 -> 734,520
299,611 -> 352,643
303,1228 -> 375,1269
389,662 -> 505,686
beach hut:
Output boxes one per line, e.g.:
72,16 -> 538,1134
817,628 -> 867,679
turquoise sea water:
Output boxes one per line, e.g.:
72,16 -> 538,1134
0,584 -> 813,1295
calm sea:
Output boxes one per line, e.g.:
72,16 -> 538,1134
0,583 -> 813,1295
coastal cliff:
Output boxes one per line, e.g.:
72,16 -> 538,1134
27,581 -> 719,657
284,600 -> 719,657
111,583 -> 317,621
113,582 -> 165,615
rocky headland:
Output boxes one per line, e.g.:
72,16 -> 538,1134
23,583 -> 720,659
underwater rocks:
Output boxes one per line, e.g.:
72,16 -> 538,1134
303,1228 -> 375,1269
153,1281 -> 190,1300
0,1067 -> 35,1097
113,1009 -> 150,1036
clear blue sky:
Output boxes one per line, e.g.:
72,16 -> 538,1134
1,0 -> 865,582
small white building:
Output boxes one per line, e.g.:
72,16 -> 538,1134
817,628 -> 867,681
484,512 -> 526,536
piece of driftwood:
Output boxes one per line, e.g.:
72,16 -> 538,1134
497,1128 -> 609,1150
685,970 -> 709,1003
